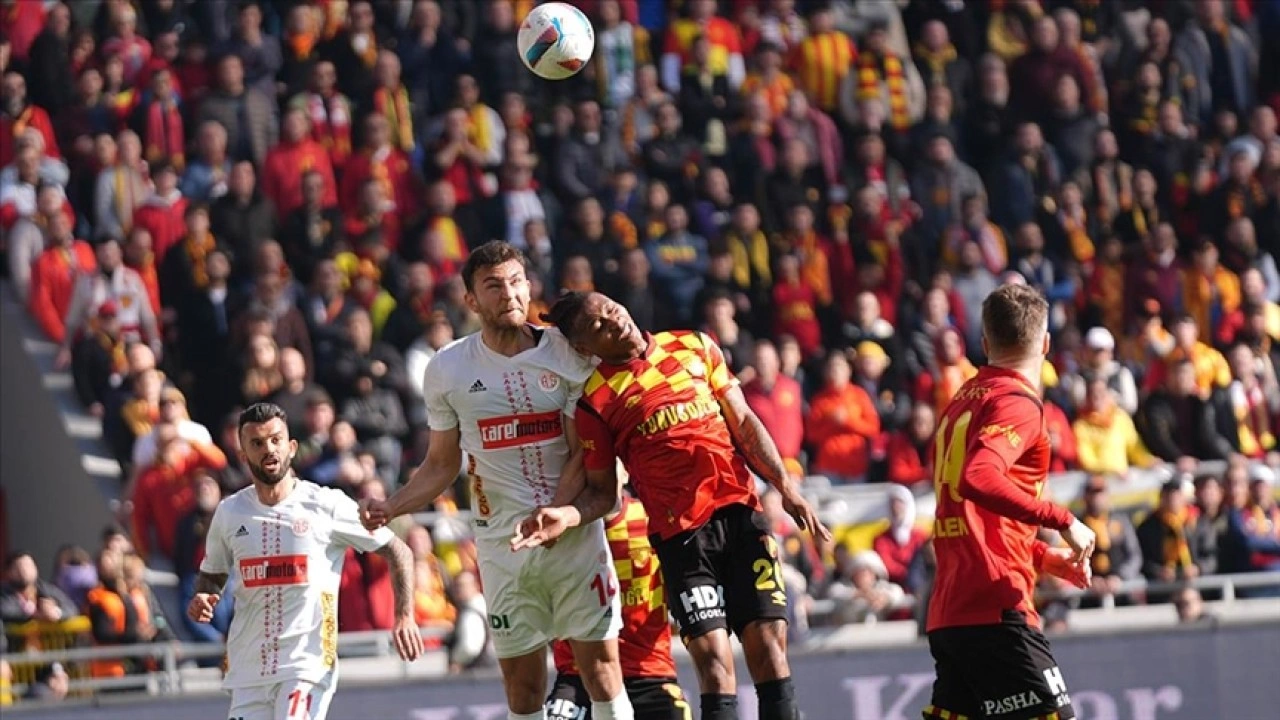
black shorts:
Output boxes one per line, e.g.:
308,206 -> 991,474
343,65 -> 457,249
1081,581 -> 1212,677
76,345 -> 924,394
926,614 -> 1076,720
650,503 -> 789,640
546,673 -> 691,720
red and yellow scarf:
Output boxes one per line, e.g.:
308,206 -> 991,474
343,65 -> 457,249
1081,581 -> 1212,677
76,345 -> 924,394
856,51 -> 910,130
144,100 -> 185,170
374,85 -> 414,152
1158,508 -> 1194,569
308,93 -> 352,166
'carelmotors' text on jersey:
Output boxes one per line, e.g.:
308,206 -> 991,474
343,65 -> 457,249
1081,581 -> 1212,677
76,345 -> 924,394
421,327 -> 595,542
200,480 -> 394,689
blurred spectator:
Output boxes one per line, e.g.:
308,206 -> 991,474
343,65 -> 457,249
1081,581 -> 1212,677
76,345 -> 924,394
872,486 -> 929,591
742,340 -> 805,473
1067,327 -> 1139,416
805,351 -> 879,484
129,66 -> 185,172
405,525 -> 456,633
914,327 -> 976,416
51,545 -> 97,612
181,121 -> 233,204
339,481 -> 397,632
0,552 -> 78,625
883,402 -> 935,488
130,421 -> 227,562
195,53 -> 277,166
280,169 -> 345,288
29,209 -> 97,344
210,160 -> 277,271
132,161 -> 189,265
93,130 -> 148,241
1224,343 -> 1280,459
1073,377 -> 1157,475
1139,359 -> 1238,465
827,550 -> 905,624
218,1 -> 282,99
262,107 -> 337,220
1078,474 -> 1142,602
240,333 -> 285,406
1139,478 -> 1212,585
85,548 -> 146,678
1,71 -> 60,167
131,388 -> 213,472
1220,466 -> 1280,577
445,571 -> 493,674
1192,476 -> 1225,580
121,553 -> 172,644
646,203 -> 709,328
1173,585 -> 1216,627
58,237 -> 160,371
68,302 -> 131,419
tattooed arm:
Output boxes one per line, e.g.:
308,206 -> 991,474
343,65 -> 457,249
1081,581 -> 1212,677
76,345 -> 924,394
376,537 -> 415,620
376,536 -> 425,661
718,384 -> 832,539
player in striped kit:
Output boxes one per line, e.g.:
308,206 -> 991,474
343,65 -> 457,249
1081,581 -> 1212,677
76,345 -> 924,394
546,491 -> 691,720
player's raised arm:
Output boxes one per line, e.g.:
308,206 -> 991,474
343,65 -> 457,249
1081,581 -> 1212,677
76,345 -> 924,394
511,406 -> 621,551
363,356 -> 463,530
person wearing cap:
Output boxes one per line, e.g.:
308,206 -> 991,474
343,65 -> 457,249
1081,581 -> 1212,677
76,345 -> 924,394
1067,326 -> 1138,415
852,339 -> 909,436
872,485 -> 930,591
67,299 -> 128,417
1137,479 -> 1212,588
1072,377 -> 1157,475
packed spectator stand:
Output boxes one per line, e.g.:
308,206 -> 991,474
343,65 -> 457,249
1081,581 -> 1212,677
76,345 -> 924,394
2,0 -> 1280,707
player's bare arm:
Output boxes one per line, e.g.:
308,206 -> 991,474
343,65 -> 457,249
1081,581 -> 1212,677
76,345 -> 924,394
547,415 -> 585,506
376,537 -> 425,661
718,384 -> 832,540
511,461 -> 620,551
362,427 -> 462,530
187,571 -> 227,623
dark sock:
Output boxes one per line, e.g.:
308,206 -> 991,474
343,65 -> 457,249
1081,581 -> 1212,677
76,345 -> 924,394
756,678 -> 799,720
700,693 -> 738,720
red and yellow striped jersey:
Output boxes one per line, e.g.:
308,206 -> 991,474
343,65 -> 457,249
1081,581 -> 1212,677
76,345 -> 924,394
663,17 -> 742,77
789,31 -> 856,113
553,496 -> 675,679
577,331 -> 761,540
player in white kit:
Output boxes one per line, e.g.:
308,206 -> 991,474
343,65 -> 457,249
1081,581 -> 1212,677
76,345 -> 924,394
362,242 -> 634,720
188,403 -> 423,720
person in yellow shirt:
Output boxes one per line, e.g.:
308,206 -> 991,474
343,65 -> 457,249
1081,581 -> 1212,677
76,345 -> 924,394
1073,379 -> 1158,475
1146,315 -> 1232,396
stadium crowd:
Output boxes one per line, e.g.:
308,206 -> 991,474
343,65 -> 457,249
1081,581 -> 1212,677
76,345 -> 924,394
3,0 -> 1280,701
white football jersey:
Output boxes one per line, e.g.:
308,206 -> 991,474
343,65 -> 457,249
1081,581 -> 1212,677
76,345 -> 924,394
200,479 -> 394,689
422,327 -> 595,542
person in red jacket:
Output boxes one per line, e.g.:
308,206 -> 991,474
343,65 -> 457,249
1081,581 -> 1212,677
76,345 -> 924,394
131,161 -> 188,264
339,113 -> 415,220
772,254 -> 824,360
741,340 -> 806,471
884,402 -> 936,487
805,350 -> 881,483
130,420 -> 227,562
28,209 -> 97,344
872,485 -> 930,589
262,107 -> 338,220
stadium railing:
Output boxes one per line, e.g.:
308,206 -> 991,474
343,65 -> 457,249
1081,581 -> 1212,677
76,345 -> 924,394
4,573 -> 1276,705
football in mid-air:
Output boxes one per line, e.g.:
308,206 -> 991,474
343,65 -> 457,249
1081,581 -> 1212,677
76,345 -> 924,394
517,2 -> 595,80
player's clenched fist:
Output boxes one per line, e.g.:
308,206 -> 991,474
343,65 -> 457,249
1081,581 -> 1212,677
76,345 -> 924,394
510,506 -> 576,551
360,498 -> 391,531
188,593 -> 220,624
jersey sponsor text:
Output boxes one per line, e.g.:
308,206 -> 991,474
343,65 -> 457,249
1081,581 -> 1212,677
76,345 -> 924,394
239,555 -> 309,588
477,410 -> 563,450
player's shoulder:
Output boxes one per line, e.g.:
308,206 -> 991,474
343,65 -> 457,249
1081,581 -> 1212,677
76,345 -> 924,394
653,329 -> 706,349
301,481 -> 352,512
526,326 -> 597,383
427,334 -> 477,371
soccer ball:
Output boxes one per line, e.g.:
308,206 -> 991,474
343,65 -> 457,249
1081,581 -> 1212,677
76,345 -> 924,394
517,2 -> 595,80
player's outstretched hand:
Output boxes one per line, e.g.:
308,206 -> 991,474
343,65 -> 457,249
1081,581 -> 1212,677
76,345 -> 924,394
1061,518 -> 1097,564
1042,547 -> 1092,589
392,615 -> 424,662
780,487 -> 833,542
360,498 -> 391,531
187,593 -> 220,624
510,507 -> 574,551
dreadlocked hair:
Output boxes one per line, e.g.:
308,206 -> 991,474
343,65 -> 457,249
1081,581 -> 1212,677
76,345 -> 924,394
542,291 -> 590,340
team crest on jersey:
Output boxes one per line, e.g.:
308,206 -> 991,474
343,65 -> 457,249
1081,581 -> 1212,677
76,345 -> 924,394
538,372 -> 561,392
292,518 -> 311,537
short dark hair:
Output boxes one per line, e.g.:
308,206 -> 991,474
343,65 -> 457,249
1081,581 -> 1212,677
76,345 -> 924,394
4,551 -> 31,570
238,402 -> 288,431
460,241 -> 527,292
981,284 -> 1049,354
542,291 -> 591,340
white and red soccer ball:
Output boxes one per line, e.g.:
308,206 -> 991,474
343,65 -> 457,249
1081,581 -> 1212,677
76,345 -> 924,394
517,2 -> 596,80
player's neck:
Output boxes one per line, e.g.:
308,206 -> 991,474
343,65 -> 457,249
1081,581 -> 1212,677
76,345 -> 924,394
254,473 -> 298,506
988,356 -> 1043,392
480,324 -> 535,357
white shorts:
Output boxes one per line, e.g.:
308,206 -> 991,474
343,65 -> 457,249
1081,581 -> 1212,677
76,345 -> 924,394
478,519 -> 622,659
227,671 -> 337,720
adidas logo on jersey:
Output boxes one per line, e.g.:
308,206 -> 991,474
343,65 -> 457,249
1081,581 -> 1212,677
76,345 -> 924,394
469,380 -> 487,393
235,525 -> 249,537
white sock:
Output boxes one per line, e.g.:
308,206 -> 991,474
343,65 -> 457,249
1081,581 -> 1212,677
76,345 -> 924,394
592,691 -> 635,720
509,711 -> 545,720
